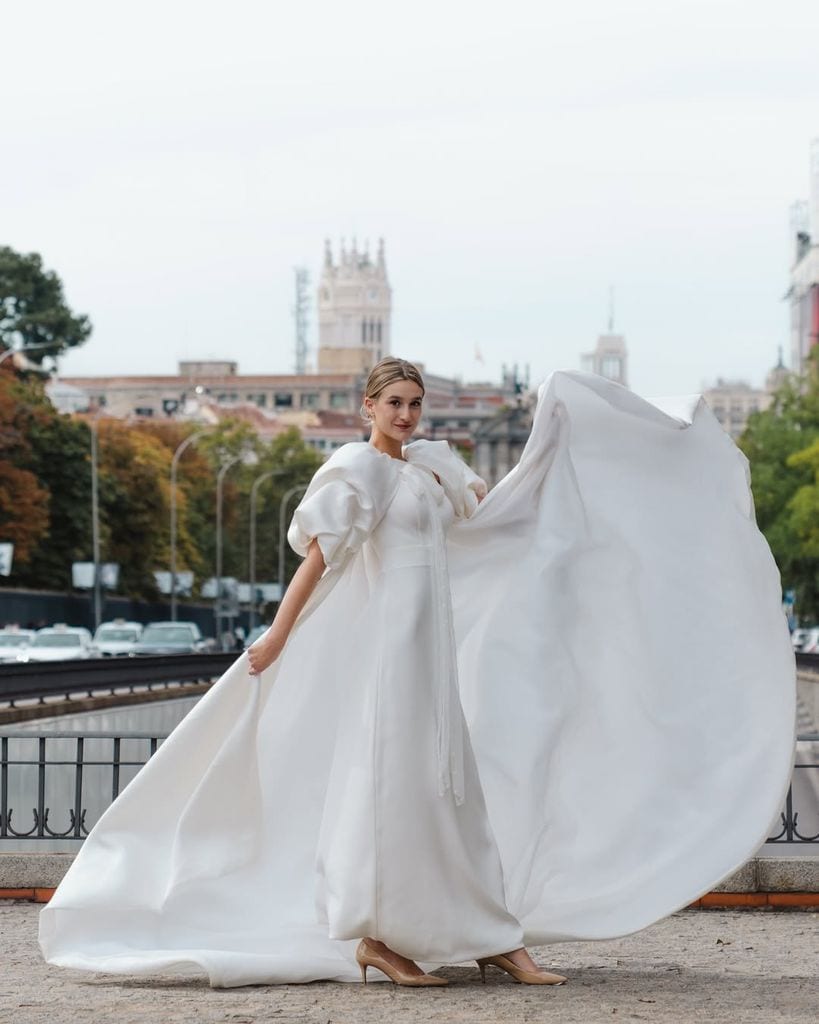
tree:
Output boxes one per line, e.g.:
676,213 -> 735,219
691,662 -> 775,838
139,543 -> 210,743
95,421 -> 175,599
0,246 -> 91,361
0,372 -> 49,565
740,349 -> 819,620
4,369 -> 92,589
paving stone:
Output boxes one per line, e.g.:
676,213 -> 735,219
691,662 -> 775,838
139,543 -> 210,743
2,905 -> 817,1024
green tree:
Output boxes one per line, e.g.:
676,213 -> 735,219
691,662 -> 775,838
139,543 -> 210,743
0,246 -> 91,361
740,349 -> 819,620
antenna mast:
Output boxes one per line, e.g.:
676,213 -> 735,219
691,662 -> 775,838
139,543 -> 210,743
293,267 -> 310,374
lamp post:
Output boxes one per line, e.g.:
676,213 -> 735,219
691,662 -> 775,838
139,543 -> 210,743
215,455 -> 242,646
169,429 -> 210,621
278,484 -> 308,599
0,342 -> 59,366
90,415 -> 102,630
215,449 -> 258,647
248,469 -> 285,630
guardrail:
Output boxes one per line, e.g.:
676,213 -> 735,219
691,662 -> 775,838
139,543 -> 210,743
797,652 -> 819,673
0,653 -> 238,707
1,729 -> 817,843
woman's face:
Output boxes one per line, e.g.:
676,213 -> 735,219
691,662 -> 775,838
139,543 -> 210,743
366,379 -> 424,443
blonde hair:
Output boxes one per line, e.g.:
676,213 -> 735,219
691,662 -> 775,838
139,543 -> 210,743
361,357 -> 425,421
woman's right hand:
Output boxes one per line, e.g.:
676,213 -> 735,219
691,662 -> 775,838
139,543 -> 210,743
247,630 -> 285,676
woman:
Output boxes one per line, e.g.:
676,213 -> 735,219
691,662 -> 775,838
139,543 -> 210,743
40,358 -> 794,989
245,357 -> 564,986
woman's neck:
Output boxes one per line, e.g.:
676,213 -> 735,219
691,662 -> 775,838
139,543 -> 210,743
369,429 -> 406,461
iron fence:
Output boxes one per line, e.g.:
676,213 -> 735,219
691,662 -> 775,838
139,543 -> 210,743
0,729 -> 817,843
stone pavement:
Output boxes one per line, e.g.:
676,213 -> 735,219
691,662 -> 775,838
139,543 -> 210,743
1,905 -> 817,1024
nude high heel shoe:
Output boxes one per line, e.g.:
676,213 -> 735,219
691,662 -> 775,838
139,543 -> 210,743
476,954 -> 567,985
356,939 -> 448,987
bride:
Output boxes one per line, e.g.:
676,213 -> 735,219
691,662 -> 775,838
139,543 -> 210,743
39,357 -> 795,990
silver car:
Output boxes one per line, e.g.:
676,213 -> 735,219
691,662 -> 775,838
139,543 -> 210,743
133,621 -> 213,655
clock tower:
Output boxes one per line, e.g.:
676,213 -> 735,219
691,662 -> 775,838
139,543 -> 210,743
317,238 -> 392,374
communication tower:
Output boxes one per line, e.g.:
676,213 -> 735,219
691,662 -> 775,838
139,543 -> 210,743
293,267 -> 310,374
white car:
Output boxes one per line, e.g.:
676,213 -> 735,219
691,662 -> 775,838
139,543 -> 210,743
799,627 -> 819,654
93,620 -> 143,657
0,627 -> 36,663
25,625 -> 98,662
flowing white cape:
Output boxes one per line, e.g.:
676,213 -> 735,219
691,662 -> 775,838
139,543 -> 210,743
39,370 -> 795,986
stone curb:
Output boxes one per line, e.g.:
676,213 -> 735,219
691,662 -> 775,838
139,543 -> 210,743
1,853 -> 818,898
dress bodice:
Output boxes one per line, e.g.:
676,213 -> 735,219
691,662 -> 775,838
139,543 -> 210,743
369,461 -> 456,568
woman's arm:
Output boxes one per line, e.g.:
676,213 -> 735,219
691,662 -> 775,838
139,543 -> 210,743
247,539 -> 326,675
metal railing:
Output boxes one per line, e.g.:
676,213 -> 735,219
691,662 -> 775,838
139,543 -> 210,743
1,730 -> 817,843
0,653 -> 237,708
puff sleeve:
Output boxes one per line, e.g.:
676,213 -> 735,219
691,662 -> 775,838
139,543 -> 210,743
287,444 -> 400,570
404,439 -> 487,519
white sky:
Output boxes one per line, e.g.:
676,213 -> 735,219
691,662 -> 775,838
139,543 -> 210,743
2,0 -> 817,396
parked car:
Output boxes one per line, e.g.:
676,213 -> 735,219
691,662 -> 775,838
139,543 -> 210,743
0,627 -> 36,663
133,621 -> 214,655
792,627 -> 819,653
799,627 -> 819,654
25,625 -> 98,662
93,620 -> 143,657
243,624 -> 268,649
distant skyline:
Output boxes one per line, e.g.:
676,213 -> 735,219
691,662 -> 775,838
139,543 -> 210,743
2,1 -> 817,398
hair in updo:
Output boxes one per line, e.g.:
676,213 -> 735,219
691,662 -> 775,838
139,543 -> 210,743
360,357 -> 425,421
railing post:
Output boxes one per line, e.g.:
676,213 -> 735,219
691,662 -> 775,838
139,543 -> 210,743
73,737 -> 84,839
0,736 -> 7,838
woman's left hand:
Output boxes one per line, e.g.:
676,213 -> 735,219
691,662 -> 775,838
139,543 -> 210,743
247,630 -> 285,676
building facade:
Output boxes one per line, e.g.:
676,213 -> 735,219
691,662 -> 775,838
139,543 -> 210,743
789,140 -> 819,374
53,361 -> 526,461
581,332 -> 628,387
317,239 -> 391,374
702,378 -> 773,440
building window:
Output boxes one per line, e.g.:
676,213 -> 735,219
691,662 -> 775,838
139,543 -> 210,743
601,356 -> 622,380
330,391 -> 348,409
134,406 -> 154,417
274,393 -> 293,408
377,320 -> 382,344
300,392 -> 319,409
361,319 -> 367,344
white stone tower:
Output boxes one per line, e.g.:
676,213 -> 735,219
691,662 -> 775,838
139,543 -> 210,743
317,238 -> 391,374
581,290 -> 629,387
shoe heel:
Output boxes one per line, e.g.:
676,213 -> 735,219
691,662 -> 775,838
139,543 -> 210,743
477,960 -> 487,983
360,961 -> 368,983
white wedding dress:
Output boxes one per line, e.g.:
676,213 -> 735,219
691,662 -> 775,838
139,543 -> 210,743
39,371 -> 795,986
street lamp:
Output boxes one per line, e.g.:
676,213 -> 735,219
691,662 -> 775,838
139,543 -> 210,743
278,484 -> 308,599
215,450 -> 257,647
169,429 -> 210,621
0,342 -> 59,366
248,468 -> 287,630
90,414 -> 102,630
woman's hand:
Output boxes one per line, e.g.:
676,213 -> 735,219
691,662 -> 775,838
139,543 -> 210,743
247,630 -> 285,676
246,540 -> 327,677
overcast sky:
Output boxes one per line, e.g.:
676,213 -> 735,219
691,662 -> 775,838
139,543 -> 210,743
2,1 -> 817,397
